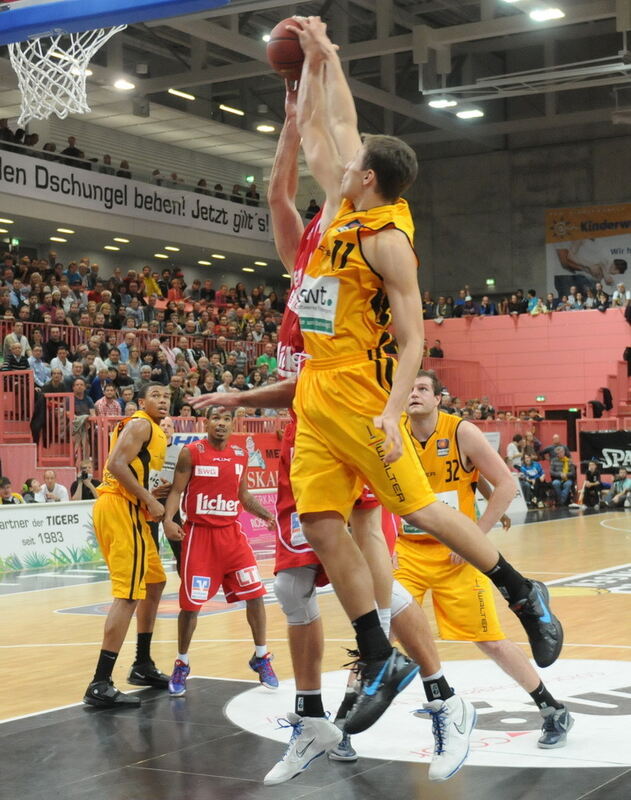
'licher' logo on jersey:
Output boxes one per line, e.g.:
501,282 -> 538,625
436,438 -> 450,457
195,493 -> 240,515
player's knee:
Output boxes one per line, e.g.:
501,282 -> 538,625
475,639 -> 506,658
391,579 -> 413,619
274,568 -> 320,626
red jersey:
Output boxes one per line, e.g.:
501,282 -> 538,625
277,211 -> 322,381
181,438 -> 248,527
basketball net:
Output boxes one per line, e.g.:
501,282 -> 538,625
9,26 -> 127,126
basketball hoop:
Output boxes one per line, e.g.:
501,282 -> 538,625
8,25 -> 126,126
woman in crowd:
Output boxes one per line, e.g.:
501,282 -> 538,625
216,369 -> 236,393
518,454 -> 546,508
126,346 -> 142,380
184,371 -> 201,398
200,370 -> 218,395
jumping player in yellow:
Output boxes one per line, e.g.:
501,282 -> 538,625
394,371 -> 573,748
84,382 -> 171,707
287,17 -> 563,736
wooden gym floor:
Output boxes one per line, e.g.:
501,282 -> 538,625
1,508 -> 630,799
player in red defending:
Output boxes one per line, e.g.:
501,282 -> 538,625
162,406 -> 278,697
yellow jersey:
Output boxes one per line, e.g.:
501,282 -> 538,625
400,411 -> 478,542
97,410 -> 167,508
293,198 -> 417,361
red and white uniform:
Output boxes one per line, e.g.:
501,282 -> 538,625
179,438 -> 266,611
274,213 -> 395,580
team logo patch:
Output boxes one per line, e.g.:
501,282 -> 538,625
191,575 -> 210,601
436,438 -> 450,456
336,219 -> 361,232
290,511 -> 308,547
194,465 -> 218,477
236,566 -> 261,587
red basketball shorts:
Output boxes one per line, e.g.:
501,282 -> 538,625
179,520 -> 266,611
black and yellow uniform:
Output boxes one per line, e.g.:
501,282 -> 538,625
394,411 -> 505,641
291,198 -> 435,520
94,410 -> 167,599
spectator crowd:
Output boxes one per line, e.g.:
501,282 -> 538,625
421,283 -> 630,320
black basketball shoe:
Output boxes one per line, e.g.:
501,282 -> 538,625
127,661 -> 170,688
511,580 -> 563,668
83,679 -> 141,708
344,647 -> 419,734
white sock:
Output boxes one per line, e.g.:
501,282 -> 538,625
255,644 -> 268,658
421,668 -> 443,681
177,653 -> 189,664
377,607 -> 391,638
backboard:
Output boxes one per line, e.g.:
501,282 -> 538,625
0,0 -> 231,46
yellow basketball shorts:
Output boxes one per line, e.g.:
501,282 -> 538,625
291,355 -> 436,521
394,536 -> 505,642
93,493 -> 166,600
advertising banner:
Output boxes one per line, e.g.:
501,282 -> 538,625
579,430 -> 631,472
545,203 -> 631,296
0,500 -> 97,571
0,150 -> 271,241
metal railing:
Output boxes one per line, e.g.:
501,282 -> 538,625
38,392 -> 75,467
0,370 -> 34,443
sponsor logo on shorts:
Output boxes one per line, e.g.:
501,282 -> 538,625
195,465 -> 219,477
191,575 -> 210,601
436,438 -> 450,457
236,566 -> 260,587
290,511 -> 308,547
195,493 -> 240,515
367,427 -> 406,503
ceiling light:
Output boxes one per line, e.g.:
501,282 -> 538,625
154,253 -> 168,259
104,245 -> 120,251
50,236 -> 67,242
262,34 -> 271,42
282,273 -> 291,279
211,253 -> 226,259
254,261 -> 268,266
428,97 -> 458,109
56,227 -> 75,234
113,237 -> 130,243
456,108 -> 485,119
242,267 -> 255,272
164,245 -> 180,252
219,103 -> 245,116
0,229 -> 8,234
168,88 -> 196,101
256,124 -> 275,133
0,218 -> 14,224
114,78 -> 135,91
70,66 -> 92,76
245,175 -> 255,183
198,260 -> 212,266
529,7 -> 565,21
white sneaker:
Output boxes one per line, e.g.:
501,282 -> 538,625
263,712 -> 343,786
415,695 -> 476,782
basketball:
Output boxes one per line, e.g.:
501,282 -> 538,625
266,18 -> 304,81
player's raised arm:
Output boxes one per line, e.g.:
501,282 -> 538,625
289,18 -> 344,228
267,84 -> 304,274
108,418 -> 163,519
190,377 -> 296,412
369,228 -> 425,462
163,447 -> 192,540
456,422 -> 516,533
